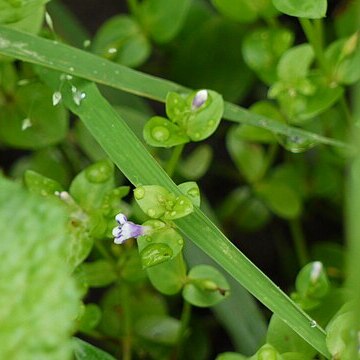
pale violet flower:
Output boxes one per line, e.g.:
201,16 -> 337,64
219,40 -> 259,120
192,89 -> 208,110
112,213 -> 149,244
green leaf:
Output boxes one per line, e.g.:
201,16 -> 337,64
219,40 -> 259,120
24,169 -> 63,197
138,222 -> 184,267
92,15 -> 150,68
77,303 -> 102,333
255,179 -> 302,219
134,315 -> 181,345
178,144 -> 213,180
0,177 -> 79,360
0,0 -> 48,24
249,343 -> 283,360
69,159 -> 114,211
227,127 -> 266,183
211,0 -> 277,23
272,0 -> 327,19
295,262 -> 330,300
143,116 -> 189,148
73,338 -> 116,360
145,253 -> 187,295
326,33 -> 360,85
75,260 -> 117,288
242,27 -> 294,84
0,82 -> 69,149
5,5 -> 44,34
183,265 -> 230,307
267,315 -> 317,358
178,181 -> 200,207
137,0 -> 191,43
216,353 -> 247,360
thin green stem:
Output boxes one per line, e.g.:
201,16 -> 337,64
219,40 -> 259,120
165,144 -> 185,177
339,94 -> 353,126
175,300 -> 192,359
299,18 -> 330,75
122,285 -> 133,360
289,218 -> 309,267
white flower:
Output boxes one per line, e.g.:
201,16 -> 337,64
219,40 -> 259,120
112,213 -> 149,244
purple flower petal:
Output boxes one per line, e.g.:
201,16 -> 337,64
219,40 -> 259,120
192,89 -> 208,110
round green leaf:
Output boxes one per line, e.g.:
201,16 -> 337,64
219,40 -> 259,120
146,253 -> 187,295
137,0 -> 191,43
295,262 -> 330,300
73,338 -> 116,360
272,0 -> 327,19
135,315 -> 181,345
185,90 -> 224,141
0,83 -> 69,149
211,0 -> 258,23
326,34 -> 360,85
166,91 -> 187,123
216,352 -> 247,360
267,315 -> 317,358
139,243 -> 173,268
138,222 -> 184,267
178,144 -> 213,180
24,170 -> 63,197
77,303 -> 102,333
69,160 -> 114,211
0,0 -> 48,24
227,127 -> 266,183
255,179 -> 302,219
178,181 -> 201,207
143,116 -> 189,148
75,260 -> 117,288
183,265 -> 230,307
242,27 -> 294,84
92,15 -> 151,68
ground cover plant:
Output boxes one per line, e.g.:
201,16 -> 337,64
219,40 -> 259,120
0,0 -> 360,359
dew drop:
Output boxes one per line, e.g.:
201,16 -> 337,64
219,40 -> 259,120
145,236 -> 152,242
72,89 -> 86,106
107,47 -> 117,54
188,188 -> 199,197
157,195 -> 165,203
21,118 -> 32,130
193,132 -> 201,139
147,208 -> 156,217
83,39 -> 91,48
178,239 -> 184,246
151,126 -> 170,142
179,200 -> 184,205
170,211 -> 177,217
69,67 -> 75,72
52,91 -> 62,106
134,186 -> 145,200
310,320 -> 317,328
208,120 -> 215,126
17,79 -> 30,86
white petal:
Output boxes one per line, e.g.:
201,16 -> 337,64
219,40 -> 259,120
112,226 -> 121,237
115,213 -> 127,225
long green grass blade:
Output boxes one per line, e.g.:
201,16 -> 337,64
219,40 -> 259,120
0,25 -> 349,150
35,67 -> 330,358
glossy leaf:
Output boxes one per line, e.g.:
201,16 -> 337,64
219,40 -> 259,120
77,304 -> 102,333
0,82 -> 68,149
256,179 -> 302,219
242,27 -> 294,84
143,116 -> 189,148
24,169 -> 63,197
178,144 -> 213,180
75,260 -> 117,288
92,15 -> 150,68
137,0 -> 191,43
178,181 -> 200,207
146,253 -> 187,295
73,338 -> 116,360
272,0 -> 327,19
183,265 -> 230,307
69,159 -> 114,211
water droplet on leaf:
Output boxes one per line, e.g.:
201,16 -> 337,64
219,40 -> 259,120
310,320 -> 317,328
134,186 -> 145,200
52,91 -> 62,106
21,118 -> 32,130
147,209 -> 156,217
151,126 -> 170,142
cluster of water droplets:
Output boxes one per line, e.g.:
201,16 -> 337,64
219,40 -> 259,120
51,73 -> 86,107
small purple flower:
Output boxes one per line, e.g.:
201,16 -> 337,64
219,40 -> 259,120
192,89 -> 208,110
112,213 -> 149,244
